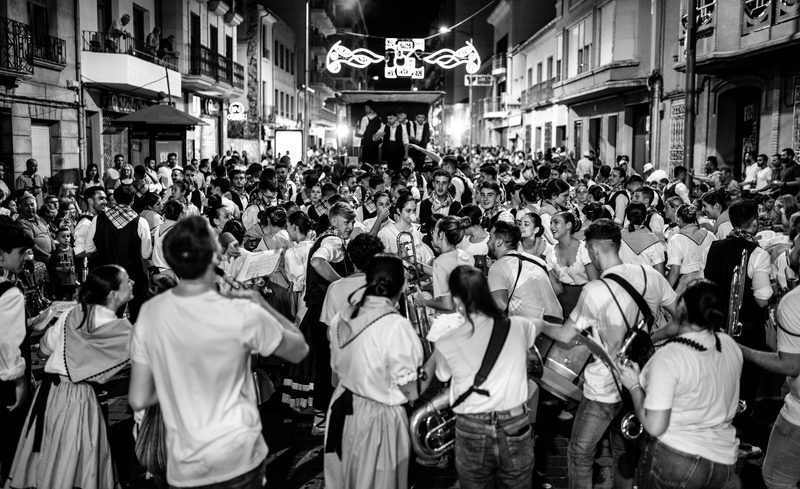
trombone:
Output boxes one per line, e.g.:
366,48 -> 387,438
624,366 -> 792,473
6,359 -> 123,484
396,231 -> 433,358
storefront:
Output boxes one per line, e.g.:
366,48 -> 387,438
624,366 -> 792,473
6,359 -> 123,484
86,89 -> 155,171
184,93 -> 224,161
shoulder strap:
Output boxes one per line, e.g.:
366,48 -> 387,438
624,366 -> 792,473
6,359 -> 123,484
604,268 -> 654,328
504,253 -> 548,314
451,316 -> 511,410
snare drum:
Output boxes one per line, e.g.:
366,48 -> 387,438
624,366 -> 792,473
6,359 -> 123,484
530,335 -> 592,405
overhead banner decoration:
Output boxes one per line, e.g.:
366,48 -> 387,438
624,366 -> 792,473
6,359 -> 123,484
326,40 -> 385,73
326,38 -> 482,80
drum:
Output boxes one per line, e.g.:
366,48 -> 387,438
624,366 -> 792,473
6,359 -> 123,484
530,335 -> 592,405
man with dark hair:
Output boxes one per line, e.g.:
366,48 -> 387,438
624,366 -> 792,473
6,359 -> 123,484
73,186 -> 108,281
478,181 -> 513,230
420,169 -> 462,226
631,185 -> 665,241
409,112 -> 431,171
274,161 -> 295,202
773,147 -> 800,196
14,158 -> 44,207
376,110 -> 408,172
665,165 -> 691,204
442,156 -> 473,205
103,153 -> 125,189
242,180 -> 279,231
541,219 -> 678,489
320,233 -> 385,328
355,173 -> 385,223
607,167 -> 629,225
228,169 -> 248,213
210,178 -> 238,218
85,185 -> 152,320
16,193 -> 52,262
356,100 -> 382,166
142,156 -> 162,193
704,199 -> 772,453
0,217 -> 34,480
129,215 -> 307,489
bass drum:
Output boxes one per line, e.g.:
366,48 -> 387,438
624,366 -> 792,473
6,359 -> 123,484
529,334 -> 592,405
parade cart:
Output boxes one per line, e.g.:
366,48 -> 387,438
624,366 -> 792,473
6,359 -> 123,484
336,90 -> 445,163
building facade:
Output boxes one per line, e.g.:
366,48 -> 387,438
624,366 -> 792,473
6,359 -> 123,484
1,0 -> 79,190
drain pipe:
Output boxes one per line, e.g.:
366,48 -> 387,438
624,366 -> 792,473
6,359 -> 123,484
74,0 -> 86,176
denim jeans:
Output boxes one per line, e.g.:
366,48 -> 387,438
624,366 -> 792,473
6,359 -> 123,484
762,414 -> 800,489
638,438 -> 740,489
170,461 -> 266,489
454,409 -> 534,489
567,398 -> 634,489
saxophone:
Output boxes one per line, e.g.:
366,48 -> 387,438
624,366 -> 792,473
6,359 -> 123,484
727,249 -> 748,337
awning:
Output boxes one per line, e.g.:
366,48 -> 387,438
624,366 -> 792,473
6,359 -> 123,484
111,103 -> 207,126
337,90 -> 445,106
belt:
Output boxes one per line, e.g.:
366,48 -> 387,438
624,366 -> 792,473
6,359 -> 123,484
458,404 -> 526,423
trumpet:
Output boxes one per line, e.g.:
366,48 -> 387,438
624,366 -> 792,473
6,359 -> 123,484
727,249 -> 748,337
214,266 -> 272,296
397,231 -> 433,358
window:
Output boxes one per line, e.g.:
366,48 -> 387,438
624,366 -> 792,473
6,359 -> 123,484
599,1 -> 615,66
568,17 -> 593,77
526,67 -> 532,87
290,95 -> 294,118
547,56 -> 553,80
536,62 -> 543,84
209,25 -> 218,53
280,92 -> 285,117
27,2 -> 49,48
274,89 -> 278,115
274,40 -> 279,65
555,34 -> 563,82
30,123 -> 53,178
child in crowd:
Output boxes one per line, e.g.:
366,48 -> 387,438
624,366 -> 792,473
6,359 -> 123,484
47,226 -> 78,300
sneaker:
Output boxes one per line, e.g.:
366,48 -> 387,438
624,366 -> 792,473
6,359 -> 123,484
737,442 -> 763,460
311,413 -> 326,436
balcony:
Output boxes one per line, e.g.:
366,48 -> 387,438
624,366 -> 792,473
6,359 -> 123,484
0,16 -> 33,81
81,31 -> 181,98
314,105 -> 337,125
491,55 -> 507,76
482,94 -> 519,119
310,0 -> 336,36
310,30 -> 330,57
310,70 -> 336,99
30,32 -> 66,69
184,44 -> 245,97
553,60 -> 645,106
521,80 -> 554,110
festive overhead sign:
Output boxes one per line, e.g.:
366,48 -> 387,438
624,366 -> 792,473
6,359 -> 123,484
325,38 -> 481,80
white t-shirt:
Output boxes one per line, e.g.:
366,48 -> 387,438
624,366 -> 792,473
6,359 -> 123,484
435,314 -> 537,414
131,290 -> 284,486
776,286 -> 800,426
488,253 -> 563,320
569,264 -> 678,402
432,249 -> 474,299
320,274 -> 367,326
756,166 -> 773,191
641,331 -> 741,465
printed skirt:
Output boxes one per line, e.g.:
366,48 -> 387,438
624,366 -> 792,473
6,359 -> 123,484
7,378 -> 118,489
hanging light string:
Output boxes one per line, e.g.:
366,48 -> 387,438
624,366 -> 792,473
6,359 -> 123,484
334,0 -> 498,41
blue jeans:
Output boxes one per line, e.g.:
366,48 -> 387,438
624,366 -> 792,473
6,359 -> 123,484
638,438 -> 740,489
454,409 -> 534,489
763,414 -> 800,489
170,461 -> 265,489
567,398 -> 633,489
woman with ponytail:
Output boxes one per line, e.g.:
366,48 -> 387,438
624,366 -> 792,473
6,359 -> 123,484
619,279 -> 743,488
413,215 -> 474,312
666,204 -> 716,295
324,254 -> 428,489
429,265 -> 540,488
8,265 -> 133,489
619,202 -> 667,275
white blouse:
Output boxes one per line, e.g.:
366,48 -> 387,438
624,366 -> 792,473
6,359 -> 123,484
546,241 -> 592,285
457,234 -> 490,257
328,308 -> 423,405
41,305 -> 118,376
667,229 -> 716,274
284,240 -> 314,292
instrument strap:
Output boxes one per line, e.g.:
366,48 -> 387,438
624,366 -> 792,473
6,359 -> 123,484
0,281 -> 16,297
505,253 -> 549,314
603,267 -> 654,330
450,316 -> 511,410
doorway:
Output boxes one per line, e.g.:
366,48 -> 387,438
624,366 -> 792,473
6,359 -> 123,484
631,104 -> 649,172
717,87 -> 761,179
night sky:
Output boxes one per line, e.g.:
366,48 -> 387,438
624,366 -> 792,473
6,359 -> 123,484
359,0 -> 445,89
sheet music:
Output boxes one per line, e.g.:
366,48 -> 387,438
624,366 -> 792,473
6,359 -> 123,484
235,250 -> 281,282
29,301 -> 76,331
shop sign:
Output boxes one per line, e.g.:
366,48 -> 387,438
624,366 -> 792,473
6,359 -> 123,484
203,98 -> 220,116
131,128 -> 185,139
227,102 -> 246,121
105,92 -> 150,114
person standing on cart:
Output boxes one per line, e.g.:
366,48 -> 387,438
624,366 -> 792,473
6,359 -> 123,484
356,100 -> 382,167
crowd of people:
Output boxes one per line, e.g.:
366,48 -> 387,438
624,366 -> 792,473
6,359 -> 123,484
1,128 -> 800,489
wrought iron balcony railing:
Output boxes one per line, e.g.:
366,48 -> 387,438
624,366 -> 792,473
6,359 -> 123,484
189,44 -> 244,88
0,16 -> 33,75
82,30 -> 178,71
30,32 -> 66,66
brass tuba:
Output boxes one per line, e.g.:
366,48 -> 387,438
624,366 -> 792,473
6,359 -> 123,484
727,249 -> 748,337
616,319 -> 653,440
409,390 -> 455,459
397,231 -> 433,358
